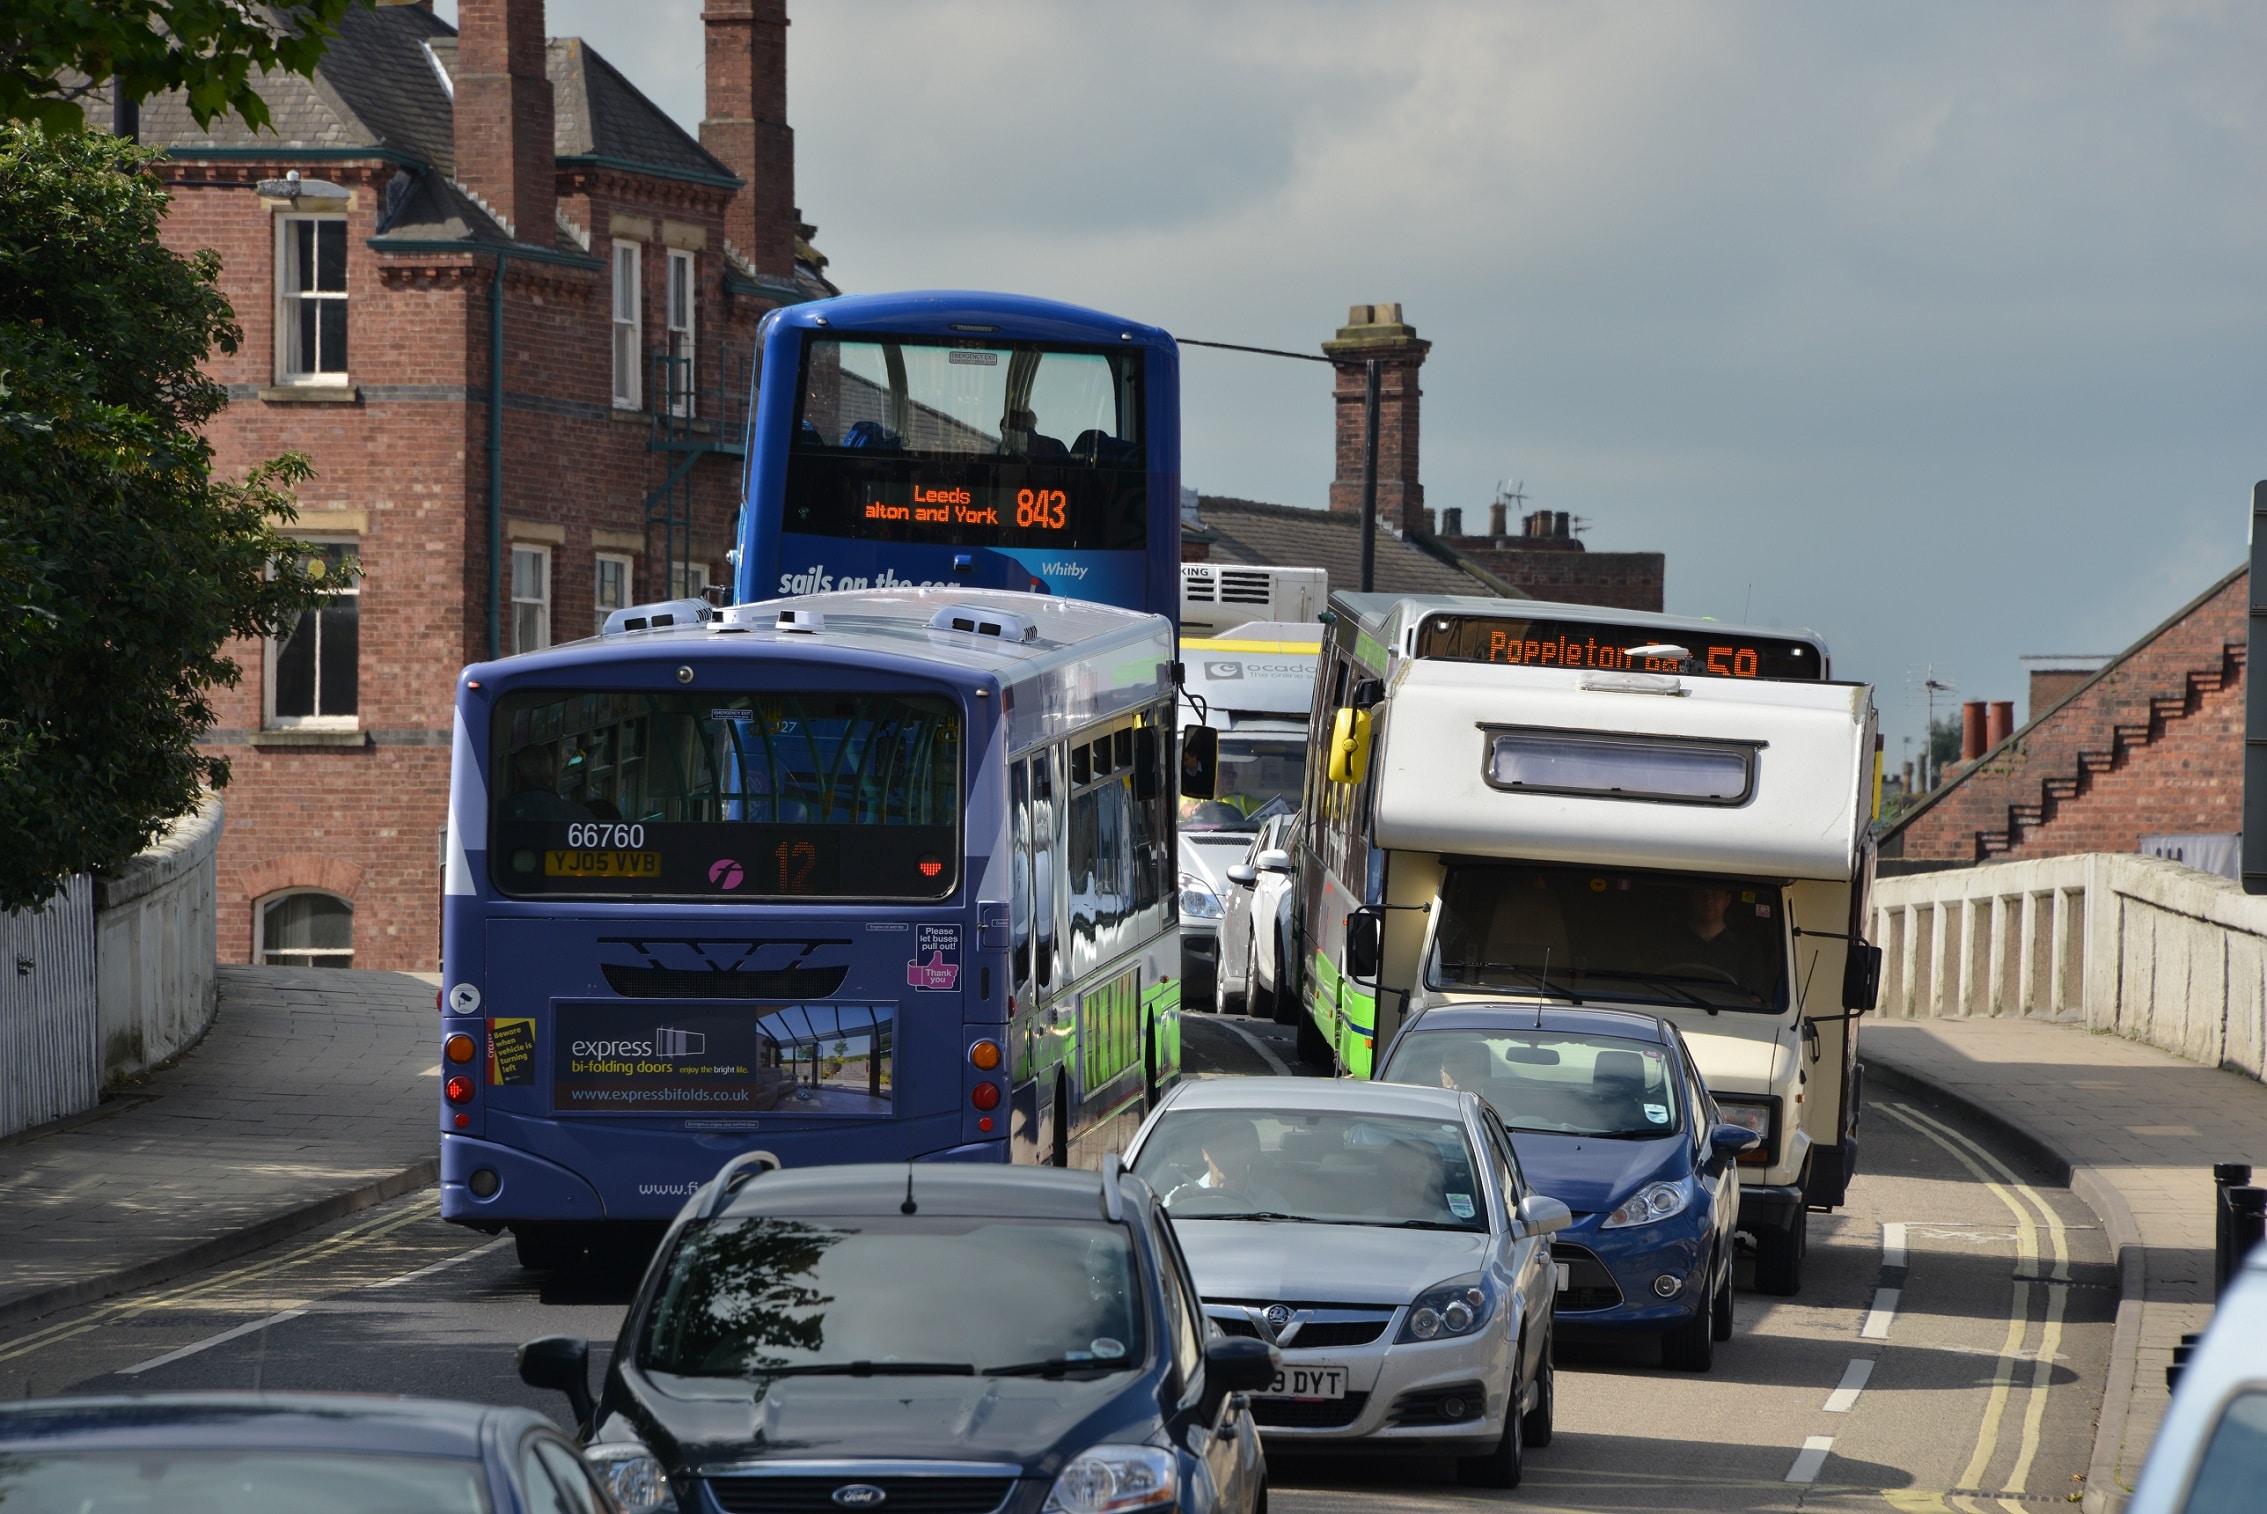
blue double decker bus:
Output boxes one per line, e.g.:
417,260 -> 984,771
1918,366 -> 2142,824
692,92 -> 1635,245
735,291 -> 1181,617
438,589 -> 1184,1267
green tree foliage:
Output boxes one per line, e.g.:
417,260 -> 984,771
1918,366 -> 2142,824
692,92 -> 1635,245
1,0 -> 365,133
0,125 -> 329,911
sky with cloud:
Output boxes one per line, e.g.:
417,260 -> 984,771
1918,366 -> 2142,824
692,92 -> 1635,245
447,0 -> 2267,767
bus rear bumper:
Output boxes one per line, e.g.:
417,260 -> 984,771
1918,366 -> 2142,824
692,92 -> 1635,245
441,1134 -> 607,1225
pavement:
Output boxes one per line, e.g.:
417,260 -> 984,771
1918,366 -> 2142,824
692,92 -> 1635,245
0,966 -> 439,1329
1863,1015 -> 2267,1514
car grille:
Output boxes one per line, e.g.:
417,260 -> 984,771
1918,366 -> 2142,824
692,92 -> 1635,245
1387,1381 -> 1488,1427
1554,1244 -> 1623,1312
1249,1392 -> 1369,1430
704,1478 -> 1016,1514
1286,1319 -> 1387,1349
1212,1314 -> 1264,1339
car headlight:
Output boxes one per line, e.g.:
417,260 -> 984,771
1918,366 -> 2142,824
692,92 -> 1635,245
1178,873 -> 1224,921
1602,1178 -> 1691,1230
1397,1272 -> 1497,1342
1042,1445 -> 1178,1514
583,1443 -> 677,1514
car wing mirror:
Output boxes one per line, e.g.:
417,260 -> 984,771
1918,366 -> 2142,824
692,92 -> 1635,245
1706,1123 -> 1763,1174
1203,1334 -> 1280,1416
1345,907 -> 1383,981
1843,940 -> 1883,1012
518,1334 -> 595,1436
1225,863 -> 1258,888
1513,1194 -> 1572,1238
1180,725 -> 1219,800
1256,849 -> 1292,874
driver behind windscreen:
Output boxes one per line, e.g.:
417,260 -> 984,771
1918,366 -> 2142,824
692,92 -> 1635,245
1165,1120 -> 1290,1212
1657,885 -> 1772,992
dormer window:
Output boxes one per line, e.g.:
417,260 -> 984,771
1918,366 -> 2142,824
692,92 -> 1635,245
276,215 -> 349,383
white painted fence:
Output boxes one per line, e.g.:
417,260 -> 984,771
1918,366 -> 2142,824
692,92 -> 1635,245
1872,851 -> 2267,1084
0,797 -> 224,1138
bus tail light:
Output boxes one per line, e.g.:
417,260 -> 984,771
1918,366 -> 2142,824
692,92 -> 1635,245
969,1039 -> 1002,1071
444,1034 -> 477,1064
445,1075 -> 476,1105
971,1082 -> 1001,1111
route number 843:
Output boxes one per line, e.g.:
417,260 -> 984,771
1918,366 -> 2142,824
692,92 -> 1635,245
565,822 -> 645,848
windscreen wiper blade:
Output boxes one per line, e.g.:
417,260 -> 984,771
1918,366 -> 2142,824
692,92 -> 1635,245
745,1361 -> 975,1379
981,1356 -> 1135,1378
1591,970 -> 1724,1016
1185,1210 -> 1321,1224
1381,1218 -> 1485,1231
1444,962 -> 1583,1006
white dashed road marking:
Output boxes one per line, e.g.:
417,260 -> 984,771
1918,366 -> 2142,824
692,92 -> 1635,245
118,1310 -> 306,1376
1785,1436 -> 1835,1483
1861,1286 -> 1901,1339
1823,1357 -> 1875,1413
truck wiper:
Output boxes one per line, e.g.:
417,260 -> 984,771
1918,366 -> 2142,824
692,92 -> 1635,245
745,1361 -> 975,1379
1445,962 -> 1584,1006
1592,970 -> 1724,1016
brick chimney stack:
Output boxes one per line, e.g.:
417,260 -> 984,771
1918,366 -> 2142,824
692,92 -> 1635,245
703,0 -> 796,279
1323,303 -> 1431,534
454,0 -> 554,242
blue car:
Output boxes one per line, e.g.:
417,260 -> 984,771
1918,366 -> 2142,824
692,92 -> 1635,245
1377,1005 -> 1758,1372
0,1393 -> 627,1514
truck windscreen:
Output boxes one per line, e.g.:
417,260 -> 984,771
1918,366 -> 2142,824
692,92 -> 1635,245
490,690 -> 959,900
787,336 -> 1147,552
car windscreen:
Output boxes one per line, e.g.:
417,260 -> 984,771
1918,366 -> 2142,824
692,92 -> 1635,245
490,690 -> 959,900
2182,1389 -> 2267,1513
0,1451 -> 490,1513
1430,861 -> 1789,1013
1383,1029 -> 1683,1139
1134,1109 -> 1488,1232
640,1216 -> 1143,1377
1178,735 -> 1304,834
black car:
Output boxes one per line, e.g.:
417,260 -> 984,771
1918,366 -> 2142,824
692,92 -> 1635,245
521,1156 -> 1279,1514
0,1393 -> 615,1514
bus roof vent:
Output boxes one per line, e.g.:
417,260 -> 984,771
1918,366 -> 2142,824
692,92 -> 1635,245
927,605 -> 1038,642
602,598 -> 711,636
777,607 -> 825,634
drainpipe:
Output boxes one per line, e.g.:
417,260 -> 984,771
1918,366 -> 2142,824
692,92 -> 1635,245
487,252 -> 508,660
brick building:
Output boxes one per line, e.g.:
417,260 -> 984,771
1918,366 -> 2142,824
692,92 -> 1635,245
143,0 -> 832,970
1431,504 -> 1665,613
1880,566 -> 2246,870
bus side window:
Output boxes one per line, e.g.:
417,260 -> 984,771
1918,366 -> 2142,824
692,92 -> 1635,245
1012,758 -> 1033,996
1033,749 -> 1058,989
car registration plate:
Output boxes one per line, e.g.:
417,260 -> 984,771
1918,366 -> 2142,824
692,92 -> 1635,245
1259,1365 -> 1347,1400
1555,1262 -> 1571,1292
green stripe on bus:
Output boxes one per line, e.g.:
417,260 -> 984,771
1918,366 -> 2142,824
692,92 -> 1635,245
1144,979 -> 1182,1081
1307,948 -> 1377,1077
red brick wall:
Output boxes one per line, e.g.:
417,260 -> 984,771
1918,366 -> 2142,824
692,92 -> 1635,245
1886,567 -> 2246,862
162,152 -> 771,971
1440,543 -> 1666,612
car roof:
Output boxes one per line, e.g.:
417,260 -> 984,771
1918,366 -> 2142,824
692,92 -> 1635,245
1401,1004 -> 1673,1045
0,1394 -> 549,1457
718,1162 -> 1141,1223
1159,1075 -> 1478,1121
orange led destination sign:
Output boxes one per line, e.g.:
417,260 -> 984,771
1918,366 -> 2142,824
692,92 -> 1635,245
862,484 -> 1073,534
1414,614 -> 1826,681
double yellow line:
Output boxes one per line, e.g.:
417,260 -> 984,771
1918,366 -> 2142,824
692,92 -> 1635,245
1876,1101 -> 2071,1514
0,1199 -> 436,1367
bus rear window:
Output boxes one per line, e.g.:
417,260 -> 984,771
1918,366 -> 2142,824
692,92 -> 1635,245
490,690 -> 959,900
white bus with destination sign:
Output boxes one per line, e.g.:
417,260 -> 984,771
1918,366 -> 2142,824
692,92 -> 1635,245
1288,593 -> 1881,1296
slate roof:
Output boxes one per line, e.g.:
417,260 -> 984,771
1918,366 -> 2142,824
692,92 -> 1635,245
147,4 -> 737,253
1191,495 -> 1522,599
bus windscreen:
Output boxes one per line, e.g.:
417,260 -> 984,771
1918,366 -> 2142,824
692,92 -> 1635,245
490,690 -> 959,900
1414,614 -> 1826,681
786,336 -> 1147,552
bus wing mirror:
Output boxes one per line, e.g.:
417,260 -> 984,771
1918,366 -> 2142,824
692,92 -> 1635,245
1346,907 -> 1383,981
1327,708 -> 1373,785
1843,941 -> 1882,1012
1180,725 -> 1219,800
1350,677 -> 1386,710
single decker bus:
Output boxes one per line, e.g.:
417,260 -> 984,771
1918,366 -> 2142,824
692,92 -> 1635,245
735,291 -> 1181,617
438,588 -> 1185,1269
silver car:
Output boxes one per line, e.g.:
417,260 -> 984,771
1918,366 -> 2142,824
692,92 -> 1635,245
1126,1078 -> 1571,1488
1216,813 -> 1298,1019
2128,1238 -> 2267,1514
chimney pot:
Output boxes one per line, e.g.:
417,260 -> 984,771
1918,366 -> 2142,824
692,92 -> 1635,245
1987,700 -> 2015,748
1554,510 -> 1570,539
1441,506 -> 1463,536
1961,701 -> 1987,762
1488,501 -> 1509,537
